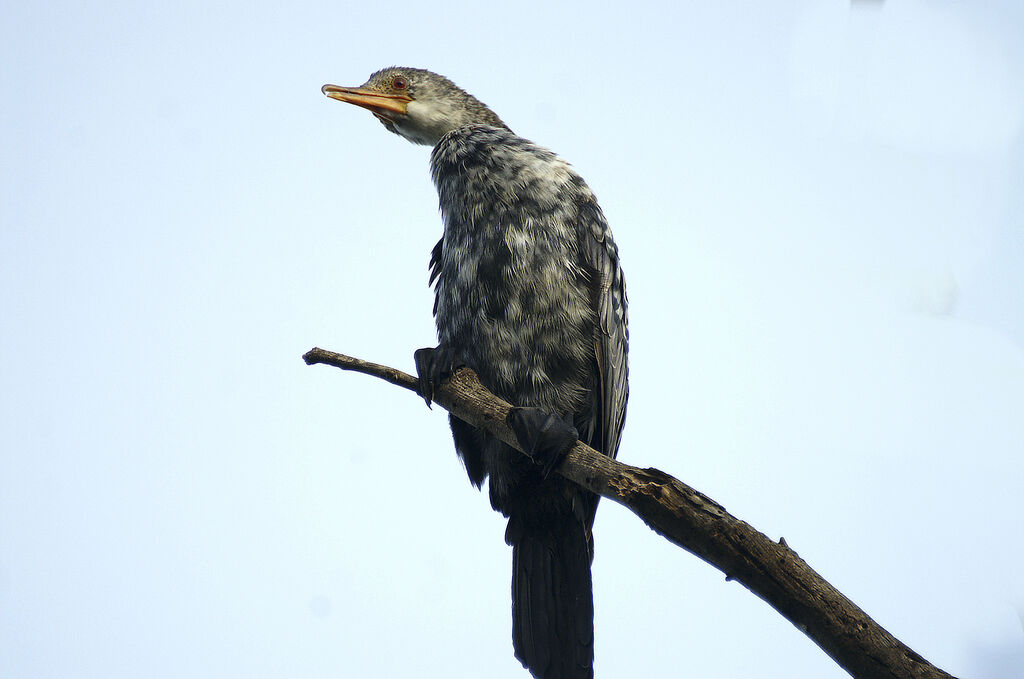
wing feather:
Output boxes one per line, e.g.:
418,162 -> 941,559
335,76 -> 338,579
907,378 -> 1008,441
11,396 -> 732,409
577,199 -> 628,460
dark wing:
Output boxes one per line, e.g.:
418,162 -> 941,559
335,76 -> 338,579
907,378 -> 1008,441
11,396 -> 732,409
577,196 -> 629,460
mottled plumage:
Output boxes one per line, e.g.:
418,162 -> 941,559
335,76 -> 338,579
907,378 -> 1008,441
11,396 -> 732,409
323,67 -> 628,679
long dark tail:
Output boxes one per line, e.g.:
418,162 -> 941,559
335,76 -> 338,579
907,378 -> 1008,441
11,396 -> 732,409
506,512 -> 595,679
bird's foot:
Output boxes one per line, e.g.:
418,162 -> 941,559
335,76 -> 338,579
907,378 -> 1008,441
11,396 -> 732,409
507,407 -> 579,478
413,344 -> 464,407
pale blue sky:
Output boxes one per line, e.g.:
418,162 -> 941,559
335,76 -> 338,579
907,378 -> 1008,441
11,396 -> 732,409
2,2 -> 1023,677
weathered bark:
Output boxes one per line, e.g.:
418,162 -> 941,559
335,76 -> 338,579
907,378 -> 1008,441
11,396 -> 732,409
303,346 -> 956,679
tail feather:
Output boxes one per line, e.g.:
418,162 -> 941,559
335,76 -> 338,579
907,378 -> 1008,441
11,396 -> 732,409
507,513 -> 594,679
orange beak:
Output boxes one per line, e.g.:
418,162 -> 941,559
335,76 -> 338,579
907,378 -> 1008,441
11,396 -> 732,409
321,84 -> 412,116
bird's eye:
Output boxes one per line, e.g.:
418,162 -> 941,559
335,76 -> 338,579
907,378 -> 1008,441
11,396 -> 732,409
392,76 -> 409,91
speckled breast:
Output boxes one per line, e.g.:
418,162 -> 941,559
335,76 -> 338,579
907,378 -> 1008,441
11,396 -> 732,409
429,125 -> 598,413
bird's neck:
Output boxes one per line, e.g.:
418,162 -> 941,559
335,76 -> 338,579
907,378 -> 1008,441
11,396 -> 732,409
400,100 -> 510,146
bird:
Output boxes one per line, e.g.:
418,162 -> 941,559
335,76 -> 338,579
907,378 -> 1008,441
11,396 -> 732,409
322,67 -> 628,679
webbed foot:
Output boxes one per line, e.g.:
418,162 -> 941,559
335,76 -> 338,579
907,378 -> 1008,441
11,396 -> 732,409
507,407 -> 579,478
413,344 -> 464,407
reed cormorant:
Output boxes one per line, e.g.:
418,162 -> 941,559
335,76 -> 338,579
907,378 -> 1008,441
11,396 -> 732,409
323,67 -> 628,679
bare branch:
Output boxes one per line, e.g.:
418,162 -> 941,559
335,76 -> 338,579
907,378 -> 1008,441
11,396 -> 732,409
303,346 -> 955,679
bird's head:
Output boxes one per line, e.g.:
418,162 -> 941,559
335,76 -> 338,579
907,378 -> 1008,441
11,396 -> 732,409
322,67 -> 510,146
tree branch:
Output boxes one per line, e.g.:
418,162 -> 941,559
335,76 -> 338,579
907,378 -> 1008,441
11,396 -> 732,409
303,346 -> 955,679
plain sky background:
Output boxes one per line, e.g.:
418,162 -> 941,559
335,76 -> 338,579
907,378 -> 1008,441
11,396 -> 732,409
2,1 -> 1023,677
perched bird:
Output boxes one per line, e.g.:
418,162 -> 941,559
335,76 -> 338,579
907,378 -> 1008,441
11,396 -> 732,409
323,67 -> 628,679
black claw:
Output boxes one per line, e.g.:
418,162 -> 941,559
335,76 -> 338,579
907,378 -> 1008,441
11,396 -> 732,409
507,407 -> 579,478
414,344 -> 463,408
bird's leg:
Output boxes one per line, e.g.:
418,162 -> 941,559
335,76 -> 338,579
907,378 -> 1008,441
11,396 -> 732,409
413,343 -> 464,407
506,408 -> 579,478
